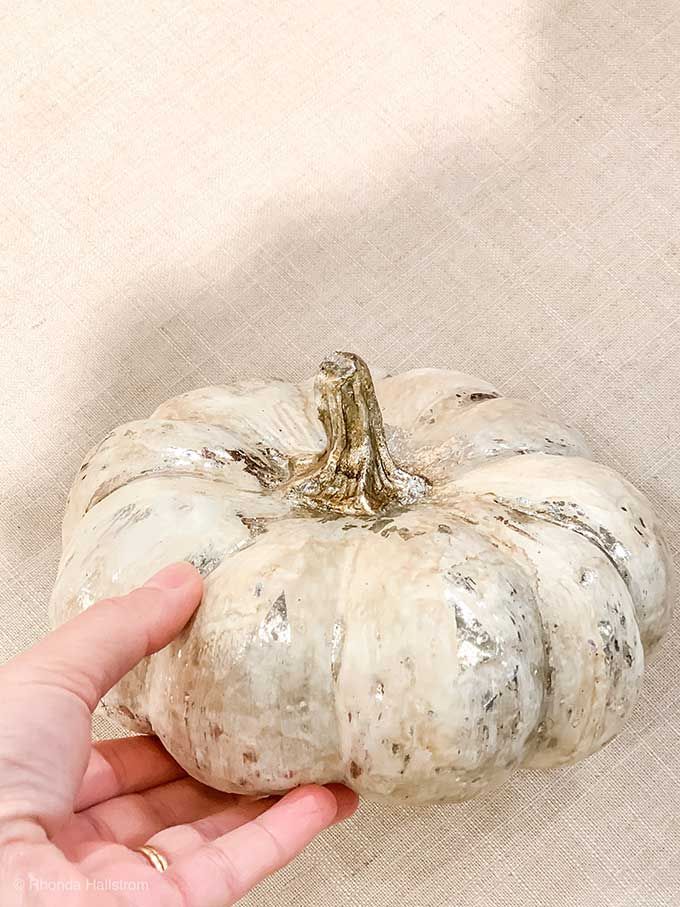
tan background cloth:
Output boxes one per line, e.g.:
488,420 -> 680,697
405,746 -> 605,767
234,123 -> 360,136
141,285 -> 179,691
2,1 -> 680,904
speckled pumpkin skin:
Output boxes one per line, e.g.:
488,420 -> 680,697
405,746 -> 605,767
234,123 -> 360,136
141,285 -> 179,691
49,361 -> 674,804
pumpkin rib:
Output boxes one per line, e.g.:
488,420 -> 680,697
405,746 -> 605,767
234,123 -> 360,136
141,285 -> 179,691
442,493 -> 645,766
324,510 -> 546,802
61,418 -> 290,546
448,453 -> 673,652
401,398 -> 592,480
151,381 -> 326,457
376,368 -> 501,430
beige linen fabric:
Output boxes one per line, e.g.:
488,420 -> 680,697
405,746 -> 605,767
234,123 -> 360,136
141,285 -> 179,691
2,1 -> 680,904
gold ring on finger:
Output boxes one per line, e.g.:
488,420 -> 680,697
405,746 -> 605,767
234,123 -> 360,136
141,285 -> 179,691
135,844 -> 169,873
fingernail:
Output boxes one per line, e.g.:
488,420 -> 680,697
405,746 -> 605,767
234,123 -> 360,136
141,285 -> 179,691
326,784 -> 360,823
282,785 -> 339,819
144,562 -> 198,590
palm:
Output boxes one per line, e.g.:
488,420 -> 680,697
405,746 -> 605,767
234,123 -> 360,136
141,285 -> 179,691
12,736 -> 315,901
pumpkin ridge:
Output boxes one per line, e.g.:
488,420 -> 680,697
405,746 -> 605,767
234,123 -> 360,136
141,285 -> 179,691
436,492 -> 645,765
73,420 -> 289,522
490,496 -> 635,608
444,502 -> 554,758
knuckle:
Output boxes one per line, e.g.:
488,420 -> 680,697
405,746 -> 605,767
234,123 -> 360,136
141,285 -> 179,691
202,841 -> 243,896
191,814 -> 227,843
252,819 -> 288,869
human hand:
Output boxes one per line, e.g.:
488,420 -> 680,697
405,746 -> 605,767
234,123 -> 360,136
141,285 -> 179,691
0,563 -> 358,905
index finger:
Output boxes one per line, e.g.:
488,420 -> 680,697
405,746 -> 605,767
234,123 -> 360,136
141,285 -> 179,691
4,562 -> 203,711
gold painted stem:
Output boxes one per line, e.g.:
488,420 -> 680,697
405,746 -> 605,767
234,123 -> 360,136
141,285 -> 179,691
286,352 -> 429,516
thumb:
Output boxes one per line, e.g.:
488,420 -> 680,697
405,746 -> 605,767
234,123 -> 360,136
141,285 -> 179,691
4,562 -> 203,710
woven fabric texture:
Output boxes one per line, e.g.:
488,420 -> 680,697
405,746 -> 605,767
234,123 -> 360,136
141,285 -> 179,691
2,2 -> 680,905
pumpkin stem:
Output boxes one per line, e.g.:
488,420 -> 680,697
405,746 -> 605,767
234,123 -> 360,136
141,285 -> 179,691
286,352 -> 429,516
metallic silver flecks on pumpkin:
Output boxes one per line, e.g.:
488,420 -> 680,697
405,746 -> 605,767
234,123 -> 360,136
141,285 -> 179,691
49,352 -> 675,804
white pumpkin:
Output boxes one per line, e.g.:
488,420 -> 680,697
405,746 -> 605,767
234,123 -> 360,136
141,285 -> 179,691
49,352 -> 674,804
